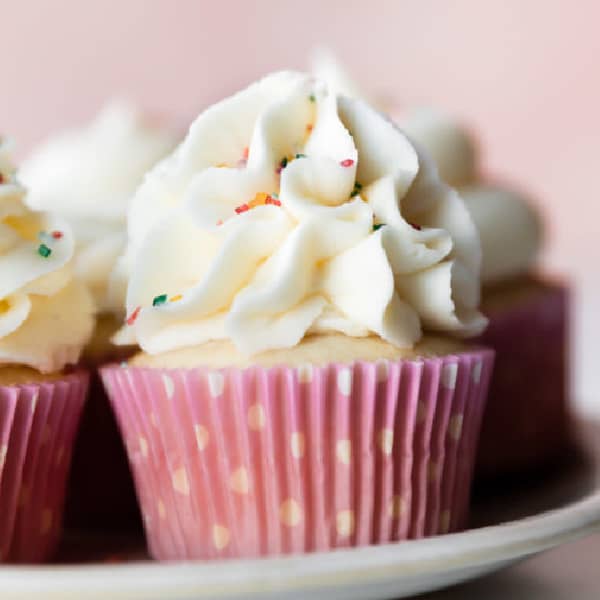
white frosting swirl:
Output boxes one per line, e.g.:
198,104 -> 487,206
0,140 -> 95,372
310,50 -> 541,285
21,101 -> 177,314
118,72 -> 486,356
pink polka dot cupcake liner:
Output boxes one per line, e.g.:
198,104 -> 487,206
0,372 -> 89,563
101,348 -> 493,561
476,284 -> 569,475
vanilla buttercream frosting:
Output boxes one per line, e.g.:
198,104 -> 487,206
0,140 -> 95,373
116,72 -> 486,356
20,101 -> 178,314
310,50 -> 542,284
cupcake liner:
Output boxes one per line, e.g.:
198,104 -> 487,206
0,372 -> 88,563
476,283 -> 569,475
102,348 -> 493,561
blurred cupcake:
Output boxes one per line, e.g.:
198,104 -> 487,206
0,140 -> 94,562
102,71 -> 494,561
311,49 -> 570,477
21,102 -> 178,529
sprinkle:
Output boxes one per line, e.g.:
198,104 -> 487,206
126,306 -> 141,326
216,219 -> 223,226
242,146 -> 249,160
170,294 -> 183,303
295,153 -> 306,159
51,231 -> 63,240
410,223 -> 422,231
216,163 -> 228,168
265,196 -> 282,206
373,223 -> 385,232
280,156 -> 288,168
37,243 -> 52,258
306,124 -> 314,133
235,203 -> 250,214
249,192 -> 270,208
152,294 -> 168,307
309,94 -> 316,103
0,173 -> 4,184
350,181 -> 363,197
340,159 -> 354,167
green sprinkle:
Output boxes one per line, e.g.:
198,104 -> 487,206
295,153 -> 306,159
280,156 -> 288,168
350,181 -> 363,198
152,294 -> 168,307
373,223 -> 385,232
309,94 -> 316,103
37,243 -> 52,258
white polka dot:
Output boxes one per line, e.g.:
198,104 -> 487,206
30,391 -> 39,412
195,424 -> 209,450
212,524 -> 231,550
150,412 -> 159,428
0,444 -> 7,470
337,368 -> 353,396
162,374 -> 175,399
290,432 -> 305,458
472,361 -> 482,384
207,372 -> 225,397
416,401 -> 427,423
428,460 -> 440,483
336,510 -> 355,537
439,509 -> 451,534
142,512 -> 152,529
157,499 -> 166,520
441,363 -> 458,390
229,467 -> 250,495
389,495 -> 406,519
378,429 -> 394,455
296,364 -> 313,383
40,508 -> 53,535
336,439 -> 352,465
172,467 -> 190,496
139,436 -> 149,458
55,445 -> 65,468
248,403 -> 266,430
375,360 -> 389,382
280,499 -> 302,527
448,414 -> 464,441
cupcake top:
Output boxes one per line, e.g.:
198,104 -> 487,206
310,51 -> 542,286
20,101 -> 178,315
0,140 -> 94,373
117,71 -> 486,356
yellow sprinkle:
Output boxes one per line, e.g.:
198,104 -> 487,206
170,294 -> 183,303
216,163 -> 228,168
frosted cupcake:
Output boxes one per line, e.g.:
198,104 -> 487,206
312,50 -> 569,476
0,140 -> 94,562
102,71 -> 494,561
21,102 -> 178,529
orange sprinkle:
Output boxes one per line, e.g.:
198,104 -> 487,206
242,146 -> 249,160
170,294 -> 183,303
306,124 -> 313,133
249,192 -> 270,208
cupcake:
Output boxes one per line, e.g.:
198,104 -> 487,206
20,102 -> 178,529
311,50 -> 569,476
102,71 -> 494,561
0,140 -> 94,562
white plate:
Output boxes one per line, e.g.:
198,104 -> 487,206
2,421 -> 600,600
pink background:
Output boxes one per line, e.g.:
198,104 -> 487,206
1,0 -> 599,408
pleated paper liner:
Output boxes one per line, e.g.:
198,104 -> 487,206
102,348 -> 493,561
0,372 -> 89,563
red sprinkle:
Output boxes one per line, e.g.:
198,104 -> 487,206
235,204 -> 250,214
410,223 -> 422,231
0,173 -> 4,184
51,230 -> 63,239
126,306 -> 141,326
242,146 -> 249,160
340,159 -> 354,167
265,196 -> 282,206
